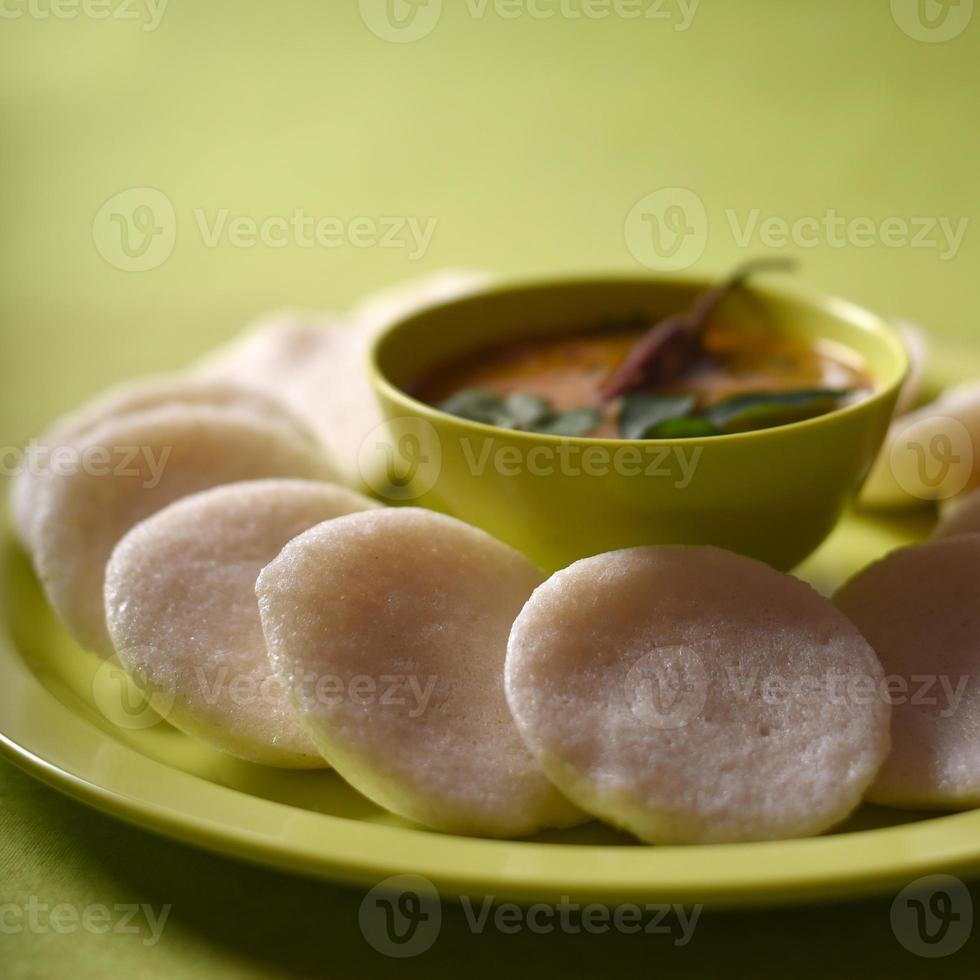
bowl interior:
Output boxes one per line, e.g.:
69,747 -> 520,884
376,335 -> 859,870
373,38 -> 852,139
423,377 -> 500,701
372,275 -> 909,422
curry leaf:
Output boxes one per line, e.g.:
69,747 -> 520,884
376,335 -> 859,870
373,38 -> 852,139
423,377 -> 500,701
704,388 -> 853,433
644,417 -> 722,439
439,389 -> 602,437
619,393 -> 697,440
530,408 -> 602,437
504,392 -> 552,428
437,389 -> 511,426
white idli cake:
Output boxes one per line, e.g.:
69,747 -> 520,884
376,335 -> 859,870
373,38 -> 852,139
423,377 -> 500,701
505,546 -> 890,844
9,375 -> 313,551
193,312 -> 376,489
256,507 -> 583,837
195,271 -> 490,490
105,480 -> 378,767
32,404 -> 335,654
860,381 -> 980,510
934,486 -> 980,540
835,536 -> 980,809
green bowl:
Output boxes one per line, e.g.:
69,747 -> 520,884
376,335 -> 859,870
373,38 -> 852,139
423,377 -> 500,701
367,275 -> 908,572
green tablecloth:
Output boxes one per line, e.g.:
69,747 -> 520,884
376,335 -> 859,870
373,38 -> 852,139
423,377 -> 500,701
2,1 -> 980,975
4,754 -> 979,979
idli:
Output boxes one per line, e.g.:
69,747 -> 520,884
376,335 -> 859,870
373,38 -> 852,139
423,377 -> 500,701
193,312 -> 380,490
105,480 -> 378,767
835,536 -> 980,808
860,382 -> 980,510
505,546 -> 890,845
256,507 -> 583,837
10,374 -> 311,551
33,404 -> 334,654
195,272 -> 489,491
935,486 -> 980,540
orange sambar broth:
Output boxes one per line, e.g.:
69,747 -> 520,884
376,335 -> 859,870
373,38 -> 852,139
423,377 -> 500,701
411,321 -> 873,439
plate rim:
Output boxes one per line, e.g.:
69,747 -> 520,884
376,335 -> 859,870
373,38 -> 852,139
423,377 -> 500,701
4,615 -> 980,908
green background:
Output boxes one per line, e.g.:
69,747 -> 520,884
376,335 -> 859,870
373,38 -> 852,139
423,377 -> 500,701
2,0 -> 979,975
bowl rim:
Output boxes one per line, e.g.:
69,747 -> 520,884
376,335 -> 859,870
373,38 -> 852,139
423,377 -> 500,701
368,272 -> 910,446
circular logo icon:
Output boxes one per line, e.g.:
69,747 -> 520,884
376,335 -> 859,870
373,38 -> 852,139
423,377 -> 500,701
624,646 -> 709,730
359,874 -> 442,958
358,416 -> 442,502
889,414 -> 974,501
891,0 -> 973,42
624,187 -> 708,272
359,0 -> 442,43
891,874 -> 972,957
91,656 -> 175,731
92,187 -> 176,272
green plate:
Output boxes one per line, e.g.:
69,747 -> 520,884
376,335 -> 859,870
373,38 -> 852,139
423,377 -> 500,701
1,343 -> 979,909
